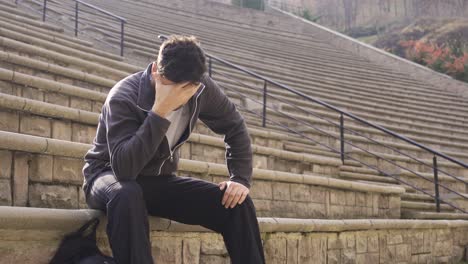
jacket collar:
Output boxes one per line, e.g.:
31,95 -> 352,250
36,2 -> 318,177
136,63 -> 156,112
136,62 -> 206,113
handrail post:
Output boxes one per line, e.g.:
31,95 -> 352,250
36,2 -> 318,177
120,21 -> 125,57
208,57 -> 212,77
42,0 -> 47,22
340,113 -> 345,164
433,156 -> 441,213
74,1 -> 79,37
262,81 -> 267,127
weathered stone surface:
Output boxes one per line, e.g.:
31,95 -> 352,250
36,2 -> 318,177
28,183 -> 78,208
0,150 -> 12,179
272,182 -> 290,201
0,110 -> 19,132
51,120 -> 72,141
199,255 -> 229,264
92,101 -> 104,113
20,115 -> 51,137
327,249 -> 341,264
299,236 -> 327,263
367,235 -> 379,253
71,123 -> 96,144
182,239 -> 200,264
290,183 -> 311,202
21,86 -> 44,101
0,179 -> 12,206
200,236 -> 227,255
44,92 -> 69,108
310,186 -> 326,203
70,97 -> 92,112
395,243 -> 411,262
330,190 -> 347,205
52,157 -> 84,184
356,253 -> 379,264
29,154 -> 54,182
13,153 -> 29,206
355,192 -> 366,206
286,239 -> 299,264
356,234 -> 368,253
250,181 -> 273,200
153,237 -> 182,264
180,144 -> 191,159
265,237 -> 287,264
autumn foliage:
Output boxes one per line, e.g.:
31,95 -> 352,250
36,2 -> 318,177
398,40 -> 468,82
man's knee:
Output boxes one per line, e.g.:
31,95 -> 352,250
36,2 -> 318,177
108,181 -> 144,205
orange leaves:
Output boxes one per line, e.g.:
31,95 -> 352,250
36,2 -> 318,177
398,39 -> 468,81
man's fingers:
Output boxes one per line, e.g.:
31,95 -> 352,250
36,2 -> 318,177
238,190 -> 248,205
219,181 -> 226,190
221,184 -> 231,205
223,185 -> 237,208
229,189 -> 243,208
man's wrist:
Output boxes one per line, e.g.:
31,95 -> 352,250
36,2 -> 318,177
152,106 -> 168,118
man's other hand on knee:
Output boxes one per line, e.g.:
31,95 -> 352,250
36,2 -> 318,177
219,181 -> 249,209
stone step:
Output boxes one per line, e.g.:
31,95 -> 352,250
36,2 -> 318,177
339,165 -> 378,175
401,210 -> 468,220
224,87 -> 468,140
2,206 -> 468,263
401,193 -> 435,203
0,130 -> 404,219
401,201 -> 454,212
339,171 -> 399,184
0,19 -> 123,61
0,11 -> 93,47
3,29 -> 468,144
355,180 -> 417,193
283,142 -> 341,158
128,37 -> 465,107
31,0 -> 468,109
0,92 -> 347,177
0,31 -> 138,74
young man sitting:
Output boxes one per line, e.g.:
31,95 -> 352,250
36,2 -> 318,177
82,35 -> 266,264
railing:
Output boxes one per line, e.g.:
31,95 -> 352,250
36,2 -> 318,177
15,0 -> 126,56
159,34 -> 468,214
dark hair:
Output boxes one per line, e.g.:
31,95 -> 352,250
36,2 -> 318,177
157,35 -> 207,83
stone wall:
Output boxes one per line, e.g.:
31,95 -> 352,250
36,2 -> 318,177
0,145 -> 403,219
1,207 -> 467,263
179,171 -> 401,219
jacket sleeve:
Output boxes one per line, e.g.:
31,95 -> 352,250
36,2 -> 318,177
198,75 -> 253,188
104,96 -> 171,181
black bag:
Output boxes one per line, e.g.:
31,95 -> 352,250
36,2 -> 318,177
49,218 -> 116,264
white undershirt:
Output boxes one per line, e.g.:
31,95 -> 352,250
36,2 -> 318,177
165,103 -> 191,149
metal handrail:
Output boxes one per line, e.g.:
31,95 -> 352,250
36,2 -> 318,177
15,0 -> 127,56
158,34 -> 468,214
158,34 -> 468,170
207,53 -> 468,170
214,67 -> 468,206
73,0 -> 126,56
219,76 -> 468,213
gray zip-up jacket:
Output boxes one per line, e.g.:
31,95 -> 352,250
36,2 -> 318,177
82,63 -> 253,194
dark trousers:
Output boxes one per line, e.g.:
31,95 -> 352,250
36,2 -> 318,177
85,170 -> 265,264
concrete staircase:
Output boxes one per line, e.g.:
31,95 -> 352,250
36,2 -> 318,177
0,0 -> 467,263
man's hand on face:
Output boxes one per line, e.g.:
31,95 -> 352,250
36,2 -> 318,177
219,181 -> 250,209
151,63 -> 201,118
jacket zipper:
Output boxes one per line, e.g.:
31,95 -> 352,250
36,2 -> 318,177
156,85 -> 206,176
